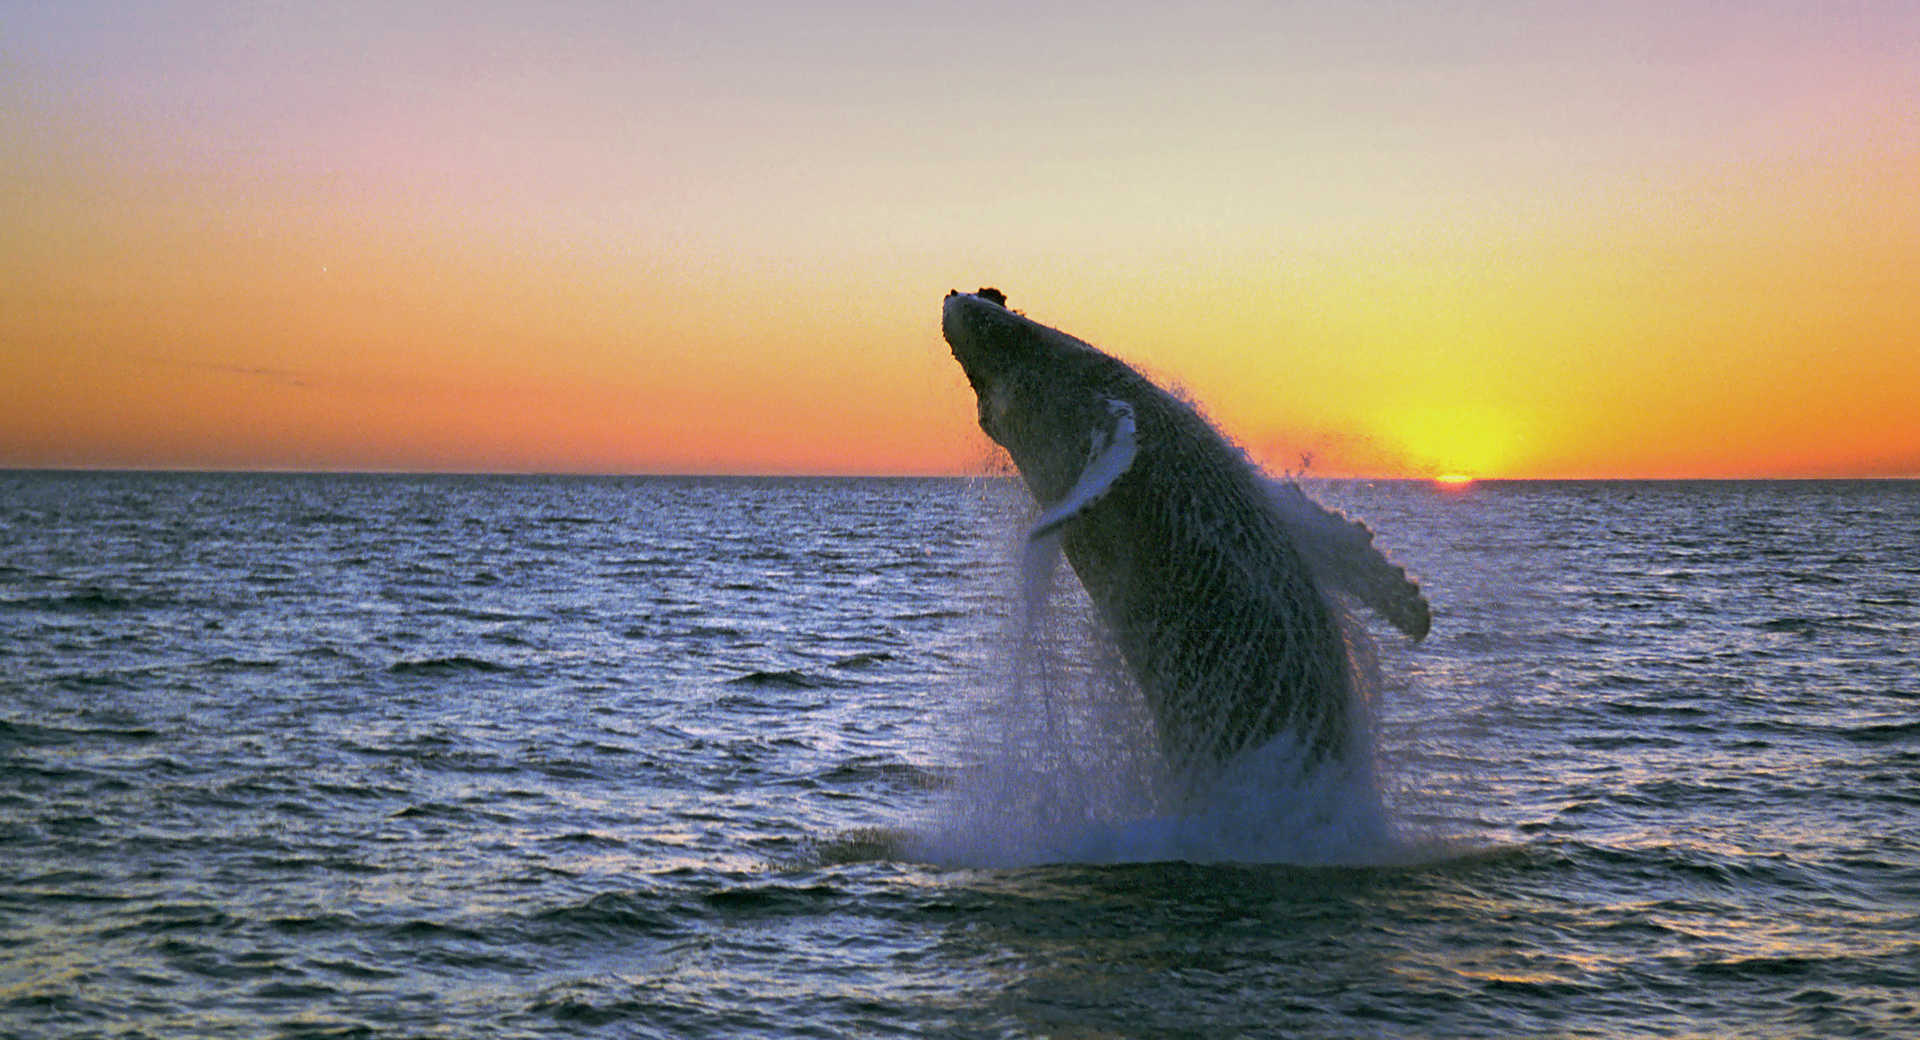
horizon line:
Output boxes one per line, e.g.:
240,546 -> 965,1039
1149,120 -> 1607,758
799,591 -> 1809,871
4,465 -> 1917,483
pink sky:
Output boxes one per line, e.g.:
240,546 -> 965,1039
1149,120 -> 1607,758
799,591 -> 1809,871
5,1 -> 1917,476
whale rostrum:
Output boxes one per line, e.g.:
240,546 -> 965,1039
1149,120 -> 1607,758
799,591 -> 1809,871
942,289 -> 1430,773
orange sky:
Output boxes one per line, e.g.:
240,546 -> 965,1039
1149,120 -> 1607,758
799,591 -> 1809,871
5,2 -> 1917,478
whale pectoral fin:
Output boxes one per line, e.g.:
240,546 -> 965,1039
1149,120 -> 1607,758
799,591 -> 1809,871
1029,399 -> 1137,541
1268,480 -> 1433,641
1346,548 -> 1433,642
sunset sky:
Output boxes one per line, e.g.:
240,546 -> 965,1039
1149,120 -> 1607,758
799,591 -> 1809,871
5,1 -> 1917,478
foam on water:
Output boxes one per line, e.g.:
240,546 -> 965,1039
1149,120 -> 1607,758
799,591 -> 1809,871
913,477 -> 1432,869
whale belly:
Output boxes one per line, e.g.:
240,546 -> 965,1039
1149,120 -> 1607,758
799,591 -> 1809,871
1059,464 -> 1354,769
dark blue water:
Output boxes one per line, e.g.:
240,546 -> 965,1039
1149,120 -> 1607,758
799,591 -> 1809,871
3,472 -> 1917,1038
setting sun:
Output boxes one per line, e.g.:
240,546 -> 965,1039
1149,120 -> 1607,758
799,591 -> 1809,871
3,3 -> 1917,478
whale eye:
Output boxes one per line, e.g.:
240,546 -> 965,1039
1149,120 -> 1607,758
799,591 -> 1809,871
977,287 -> 1008,307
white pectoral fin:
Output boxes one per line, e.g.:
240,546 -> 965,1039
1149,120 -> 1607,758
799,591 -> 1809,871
1029,399 -> 1137,541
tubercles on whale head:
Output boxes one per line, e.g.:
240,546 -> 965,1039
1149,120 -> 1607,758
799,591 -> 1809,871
940,288 -> 1019,391
944,286 -> 1006,306
941,287 -> 1105,403
941,288 -> 1135,503
941,288 -> 1033,441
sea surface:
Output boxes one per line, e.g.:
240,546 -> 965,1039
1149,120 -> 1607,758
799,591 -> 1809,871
3,472 -> 1917,1038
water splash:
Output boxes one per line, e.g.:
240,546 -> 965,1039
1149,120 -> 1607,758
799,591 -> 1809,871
912,478 -> 1433,869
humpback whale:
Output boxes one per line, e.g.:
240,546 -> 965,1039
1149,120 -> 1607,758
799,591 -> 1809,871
942,289 -> 1429,775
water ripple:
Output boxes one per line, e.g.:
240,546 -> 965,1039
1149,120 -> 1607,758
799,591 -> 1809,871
1,474 -> 1916,1038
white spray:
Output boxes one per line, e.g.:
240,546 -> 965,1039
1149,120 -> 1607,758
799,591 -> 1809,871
913,477 -> 1421,869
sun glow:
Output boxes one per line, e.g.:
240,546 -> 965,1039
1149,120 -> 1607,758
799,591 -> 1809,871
3,4 -> 1917,477
1369,404 -> 1525,482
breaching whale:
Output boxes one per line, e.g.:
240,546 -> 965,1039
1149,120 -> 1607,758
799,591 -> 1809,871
942,289 -> 1429,775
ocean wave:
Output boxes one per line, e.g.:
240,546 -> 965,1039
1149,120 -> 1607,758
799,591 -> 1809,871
829,651 -> 895,670
387,655 -> 512,675
699,881 -> 844,916
204,655 -> 281,671
2,587 -> 169,613
814,755 -> 948,790
1841,719 -> 1920,744
531,891 -> 683,940
724,668 -> 844,689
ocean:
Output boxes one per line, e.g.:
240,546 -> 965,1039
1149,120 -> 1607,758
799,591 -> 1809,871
2,472 -> 1916,1038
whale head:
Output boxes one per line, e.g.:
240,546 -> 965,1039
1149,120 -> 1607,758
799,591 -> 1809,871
942,289 -> 1141,502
